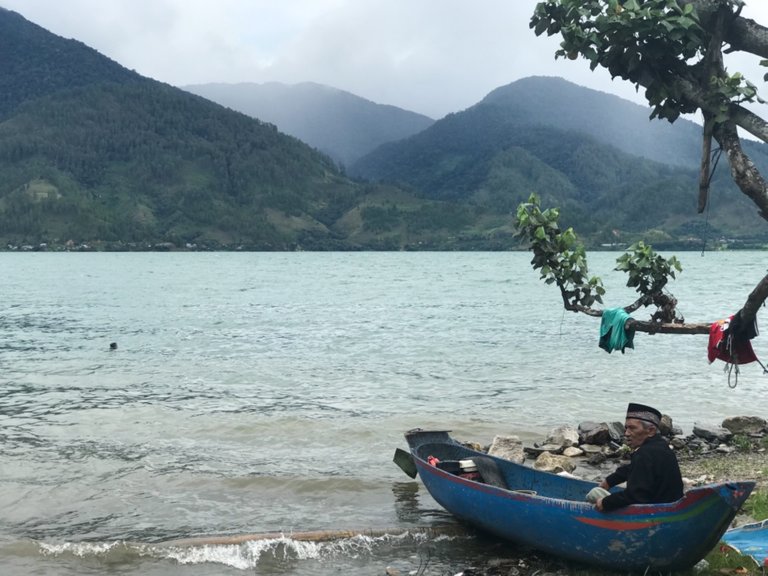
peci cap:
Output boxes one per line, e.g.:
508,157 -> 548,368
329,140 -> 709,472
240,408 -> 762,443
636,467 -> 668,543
626,402 -> 661,428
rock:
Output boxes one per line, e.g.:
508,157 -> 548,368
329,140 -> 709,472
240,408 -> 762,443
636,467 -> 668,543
385,566 -> 401,576
487,435 -> 525,464
578,421 -> 610,445
607,421 -> 625,442
545,425 -> 580,449
526,443 -> 563,456
534,452 -> 576,474
579,443 -> 605,454
562,446 -> 584,457
586,452 -> 607,466
722,416 -> 767,436
670,436 -> 687,450
660,414 -> 674,437
716,444 -> 734,454
693,422 -> 733,443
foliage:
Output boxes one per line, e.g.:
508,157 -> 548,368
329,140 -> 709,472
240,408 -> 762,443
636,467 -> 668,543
529,0 -> 760,123
516,194 -> 687,320
515,194 -> 605,309
744,490 -> 768,521
615,241 -> 683,322
730,434 -> 754,454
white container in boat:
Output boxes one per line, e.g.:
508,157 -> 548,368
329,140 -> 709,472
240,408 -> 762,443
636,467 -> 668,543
459,459 -> 477,472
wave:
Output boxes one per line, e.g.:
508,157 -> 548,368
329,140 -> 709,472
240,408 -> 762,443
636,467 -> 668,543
37,530 -> 464,570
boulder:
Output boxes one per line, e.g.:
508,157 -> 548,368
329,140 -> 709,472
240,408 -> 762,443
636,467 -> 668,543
578,421 -> 611,445
563,446 -> 584,457
607,421 -> 625,442
533,452 -> 576,474
660,414 -> 674,437
693,422 -> 733,443
722,416 -> 767,436
670,435 -> 687,450
487,435 -> 525,464
545,425 -> 580,449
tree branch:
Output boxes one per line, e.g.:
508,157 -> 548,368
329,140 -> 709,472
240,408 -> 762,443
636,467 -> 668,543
712,120 -> 768,221
560,299 -> 711,334
679,0 -> 768,59
740,273 -> 768,326
627,319 -> 710,335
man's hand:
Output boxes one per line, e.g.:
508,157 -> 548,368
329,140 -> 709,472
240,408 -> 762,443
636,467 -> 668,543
595,497 -> 605,512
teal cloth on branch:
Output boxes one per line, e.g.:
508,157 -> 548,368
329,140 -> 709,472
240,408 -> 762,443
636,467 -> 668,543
599,307 -> 635,354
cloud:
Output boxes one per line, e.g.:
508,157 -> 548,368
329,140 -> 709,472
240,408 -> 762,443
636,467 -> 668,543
2,0 -> 768,118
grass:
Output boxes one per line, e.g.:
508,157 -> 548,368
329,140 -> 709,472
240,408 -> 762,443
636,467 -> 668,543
696,486 -> 768,575
743,490 -> 768,521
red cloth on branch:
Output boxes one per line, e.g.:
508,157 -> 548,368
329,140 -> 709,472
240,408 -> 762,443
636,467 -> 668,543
708,316 -> 758,365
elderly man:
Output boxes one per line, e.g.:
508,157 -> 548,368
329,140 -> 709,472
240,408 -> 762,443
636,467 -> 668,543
594,403 -> 684,512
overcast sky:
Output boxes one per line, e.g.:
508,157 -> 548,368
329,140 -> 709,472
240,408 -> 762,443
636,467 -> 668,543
3,0 -> 768,119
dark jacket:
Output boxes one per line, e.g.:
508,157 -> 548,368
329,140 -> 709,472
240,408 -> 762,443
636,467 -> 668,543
602,434 -> 684,512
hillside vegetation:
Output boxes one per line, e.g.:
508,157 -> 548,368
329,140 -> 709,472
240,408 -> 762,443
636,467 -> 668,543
3,6 -> 768,251
352,77 -> 768,249
0,8 -> 513,251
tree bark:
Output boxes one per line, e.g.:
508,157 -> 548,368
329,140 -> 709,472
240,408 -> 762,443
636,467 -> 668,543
680,0 -> 768,59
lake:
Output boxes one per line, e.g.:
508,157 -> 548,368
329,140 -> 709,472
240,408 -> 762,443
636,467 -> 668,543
1,251 -> 766,575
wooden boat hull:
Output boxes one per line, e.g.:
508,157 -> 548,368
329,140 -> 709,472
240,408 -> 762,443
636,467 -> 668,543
406,429 -> 754,571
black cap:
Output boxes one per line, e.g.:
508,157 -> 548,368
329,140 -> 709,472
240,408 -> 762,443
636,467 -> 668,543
626,403 -> 661,427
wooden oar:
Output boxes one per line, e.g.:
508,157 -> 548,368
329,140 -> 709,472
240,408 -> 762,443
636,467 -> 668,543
157,526 -> 465,547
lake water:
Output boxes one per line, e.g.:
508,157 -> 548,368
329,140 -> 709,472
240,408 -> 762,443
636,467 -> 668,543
2,251 -> 767,575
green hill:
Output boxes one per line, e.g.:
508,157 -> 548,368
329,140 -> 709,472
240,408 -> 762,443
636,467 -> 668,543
351,77 -> 768,248
0,8 -> 513,251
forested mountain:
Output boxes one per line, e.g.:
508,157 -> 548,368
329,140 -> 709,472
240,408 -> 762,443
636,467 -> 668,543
351,76 -> 768,247
4,5 -> 768,251
183,82 -> 434,168
0,8 -> 506,250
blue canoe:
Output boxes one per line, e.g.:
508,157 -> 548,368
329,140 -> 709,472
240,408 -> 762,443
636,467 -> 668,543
405,429 -> 755,571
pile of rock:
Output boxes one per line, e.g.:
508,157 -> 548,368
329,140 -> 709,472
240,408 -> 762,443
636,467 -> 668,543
467,415 -> 768,483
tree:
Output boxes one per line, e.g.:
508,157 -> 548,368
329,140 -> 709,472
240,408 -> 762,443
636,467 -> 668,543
521,0 -> 768,337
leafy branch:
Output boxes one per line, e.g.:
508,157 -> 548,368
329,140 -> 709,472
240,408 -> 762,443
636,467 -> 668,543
530,0 -> 758,123
515,195 -> 708,334
515,194 -> 604,315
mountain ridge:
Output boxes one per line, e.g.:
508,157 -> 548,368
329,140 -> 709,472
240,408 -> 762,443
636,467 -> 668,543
183,81 -> 435,168
2,6 -> 767,250
350,76 -> 768,246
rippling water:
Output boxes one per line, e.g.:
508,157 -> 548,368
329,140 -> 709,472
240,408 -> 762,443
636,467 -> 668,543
1,251 -> 767,574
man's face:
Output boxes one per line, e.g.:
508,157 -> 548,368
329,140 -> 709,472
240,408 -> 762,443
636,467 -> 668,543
624,418 -> 655,449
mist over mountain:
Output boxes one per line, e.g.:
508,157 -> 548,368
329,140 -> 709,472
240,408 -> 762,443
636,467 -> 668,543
183,82 -> 435,168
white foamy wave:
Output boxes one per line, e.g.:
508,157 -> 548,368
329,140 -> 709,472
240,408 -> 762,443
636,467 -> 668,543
40,541 -> 129,557
159,533 -> 413,568
37,531 -> 448,570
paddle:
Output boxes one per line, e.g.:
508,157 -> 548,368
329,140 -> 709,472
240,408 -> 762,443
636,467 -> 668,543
393,448 -> 418,478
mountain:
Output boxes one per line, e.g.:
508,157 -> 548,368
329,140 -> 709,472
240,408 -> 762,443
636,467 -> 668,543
183,81 -> 435,168
0,8 -> 506,251
5,5 -> 767,251
351,76 -> 768,247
